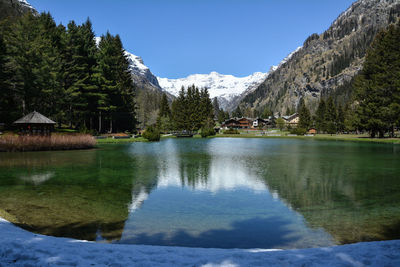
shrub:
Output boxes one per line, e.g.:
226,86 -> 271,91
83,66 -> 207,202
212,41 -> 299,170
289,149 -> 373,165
200,127 -> 216,138
142,126 -> 161,141
290,127 -> 307,136
223,128 -> 240,134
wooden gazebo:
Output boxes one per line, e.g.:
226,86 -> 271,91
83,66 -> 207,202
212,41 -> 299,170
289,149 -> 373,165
13,111 -> 56,136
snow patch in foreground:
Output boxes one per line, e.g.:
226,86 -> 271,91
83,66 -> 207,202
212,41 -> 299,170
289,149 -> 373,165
1,217 -> 399,266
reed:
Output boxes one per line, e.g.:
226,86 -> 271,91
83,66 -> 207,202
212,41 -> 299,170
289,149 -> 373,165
0,134 -> 96,152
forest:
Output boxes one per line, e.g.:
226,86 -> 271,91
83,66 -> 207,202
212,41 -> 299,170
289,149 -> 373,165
0,12 -> 136,133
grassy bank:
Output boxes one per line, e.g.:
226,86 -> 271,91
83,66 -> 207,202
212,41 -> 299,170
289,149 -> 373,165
0,134 -> 96,152
212,133 -> 400,144
95,137 -> 148,144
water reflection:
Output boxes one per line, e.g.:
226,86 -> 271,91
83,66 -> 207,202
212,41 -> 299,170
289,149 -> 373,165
120,139 -> 335,248
19,171 -> 55,185
0,139 -> 399,248
156,139 -> 267,193
0,146 -> 158,242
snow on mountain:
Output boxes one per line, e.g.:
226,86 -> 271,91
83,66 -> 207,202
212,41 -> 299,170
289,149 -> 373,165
94,37 -> 161,89
17,0 -> 35,12
124,51 -> 160,88
157,71 -> 269,109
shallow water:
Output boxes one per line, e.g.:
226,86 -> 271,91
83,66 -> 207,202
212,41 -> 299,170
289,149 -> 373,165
0,138 -> 399,249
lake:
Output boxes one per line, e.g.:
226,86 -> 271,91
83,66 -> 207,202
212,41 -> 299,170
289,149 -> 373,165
0,138 -> 399,249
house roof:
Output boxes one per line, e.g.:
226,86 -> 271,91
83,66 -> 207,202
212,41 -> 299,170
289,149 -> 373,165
13,111 -> 56,125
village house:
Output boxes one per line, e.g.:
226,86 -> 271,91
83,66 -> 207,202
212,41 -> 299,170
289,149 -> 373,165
282,113 -> 299,126
222,117 -> 255,129
252,118 -> 267,128
238,117 -> 253,129
221,118 -> 240,129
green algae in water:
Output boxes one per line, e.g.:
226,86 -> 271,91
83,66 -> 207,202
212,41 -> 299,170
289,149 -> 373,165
0,139 -> 399,248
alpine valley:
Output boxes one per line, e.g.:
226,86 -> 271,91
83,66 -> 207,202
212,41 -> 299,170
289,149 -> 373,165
4,0 -> 400,122
125,0 -> 400,116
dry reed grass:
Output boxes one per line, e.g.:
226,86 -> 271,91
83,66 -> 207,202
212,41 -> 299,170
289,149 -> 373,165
0,134 -> 96,152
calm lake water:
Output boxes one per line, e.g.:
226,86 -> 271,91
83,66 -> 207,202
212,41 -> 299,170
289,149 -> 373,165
0,138 -> 399,249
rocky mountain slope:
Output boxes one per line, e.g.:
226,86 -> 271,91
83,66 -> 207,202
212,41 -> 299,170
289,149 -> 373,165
239,0 -> 400,114
157,71 -> 269,110
0,0 -> 37,20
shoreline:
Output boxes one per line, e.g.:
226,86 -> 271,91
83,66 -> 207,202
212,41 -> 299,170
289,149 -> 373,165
99,134 -> 400,145
0,216 -> 399,266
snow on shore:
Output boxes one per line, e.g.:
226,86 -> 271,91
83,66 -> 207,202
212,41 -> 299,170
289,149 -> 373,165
1,218 -> 399,266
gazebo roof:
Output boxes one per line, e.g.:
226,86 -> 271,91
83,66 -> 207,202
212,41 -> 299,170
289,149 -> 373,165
13,111 -> 56,125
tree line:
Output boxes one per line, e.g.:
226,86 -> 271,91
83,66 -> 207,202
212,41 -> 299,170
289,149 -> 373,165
0,12 -> 136,133
156,85 -> 215,134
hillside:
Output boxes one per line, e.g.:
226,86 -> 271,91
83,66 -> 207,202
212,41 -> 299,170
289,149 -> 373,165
240,0 -> 400,114
0,0 -> 36,21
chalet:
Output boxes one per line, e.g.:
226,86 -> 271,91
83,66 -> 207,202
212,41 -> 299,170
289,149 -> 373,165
13,111 -> 56,136
238,117 -> 253,129
282,113 -> 299,126
222,117 -> 255,129
222,118 -> 240,129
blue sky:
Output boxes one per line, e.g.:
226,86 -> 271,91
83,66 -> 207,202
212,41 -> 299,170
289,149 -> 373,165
29,0 -> 355,78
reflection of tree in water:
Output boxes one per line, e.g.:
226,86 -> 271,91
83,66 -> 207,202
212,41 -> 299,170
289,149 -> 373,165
175,141 -> 211,190
258,142 -> 400,244
0,146 -> 158,242
179,153 -> 211,189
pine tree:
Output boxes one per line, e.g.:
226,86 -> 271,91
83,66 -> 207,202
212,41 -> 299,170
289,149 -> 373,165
97,32 -> 136,132
232,106 -> 243,118
158,93 -> 171,118
325,96 -> 337,134
262,106 -> 272,118
212,97 -> 220,119
354,21 -> 400,137
171,87 -> 188,130
298,99 -> 311,130
337,104 -> 345,133
314,98 -> 326,133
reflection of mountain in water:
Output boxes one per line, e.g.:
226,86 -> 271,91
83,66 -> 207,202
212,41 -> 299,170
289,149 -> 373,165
156,139 -> 268,193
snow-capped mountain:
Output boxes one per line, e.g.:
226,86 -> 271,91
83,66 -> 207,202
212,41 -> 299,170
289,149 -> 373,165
157,71 -> 269,110
95,37 -> 161,91
124,52 -> 160,88
17,0 -> 35,11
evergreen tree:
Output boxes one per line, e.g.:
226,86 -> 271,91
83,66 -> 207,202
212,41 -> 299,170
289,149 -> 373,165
314,98 -> 326,133
262,106 -> 272,118
354,21 -> 400,137
337,104 -> 345,133
156,93 -> 171,132
63,18 -> 101,130
325,96 -> 337,134
97,32 -> 136,132
298,99 -> 312,129
171,87 -> 188,130
199,88 -> 214,126
0,32 -> 16,125
232,106 -> 243,118
212,97 -> 220,119
170,86 -> 214,131
158,93 -> 171,118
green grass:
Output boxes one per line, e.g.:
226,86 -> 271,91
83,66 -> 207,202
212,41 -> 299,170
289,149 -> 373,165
95,131 -> 400,145
96,137 -> 148,144
54,128 -> 79,133
212,132 -> 400,144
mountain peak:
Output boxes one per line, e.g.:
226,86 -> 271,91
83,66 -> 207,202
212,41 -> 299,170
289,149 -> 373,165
157,71 -> 270,110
